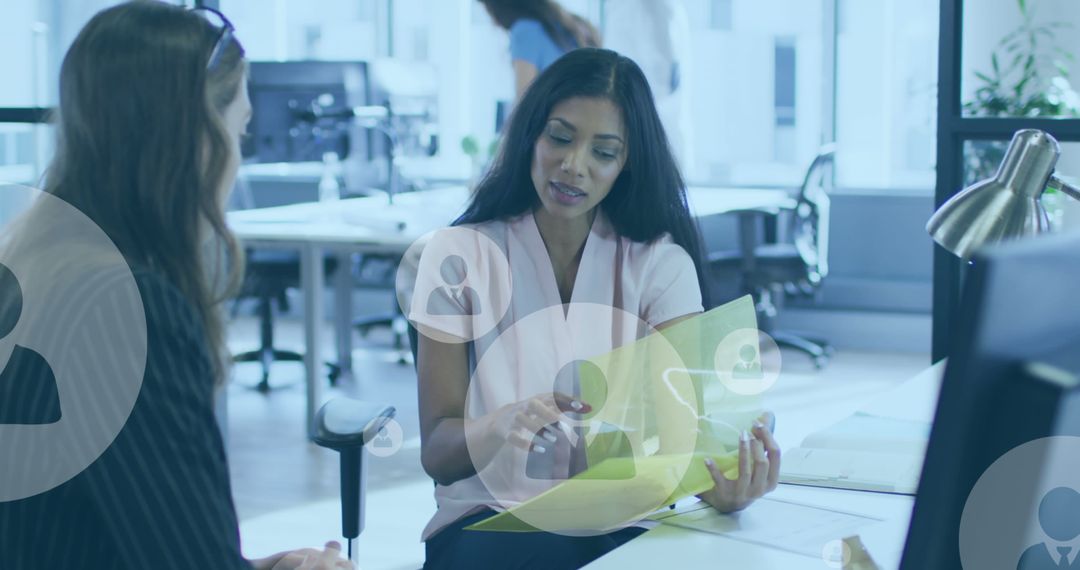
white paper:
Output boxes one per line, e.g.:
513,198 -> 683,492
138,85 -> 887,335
654,497 -> 884,558
856,360 -> 945,424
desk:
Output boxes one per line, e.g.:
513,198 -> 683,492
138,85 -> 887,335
584,363 -> 942,570
228,186 -> 795,435
586,485 -> 913,569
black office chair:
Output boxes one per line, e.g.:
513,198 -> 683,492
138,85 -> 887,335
708,145 -> 836,369
232,250 -> 342,391
351,253 -> 411,365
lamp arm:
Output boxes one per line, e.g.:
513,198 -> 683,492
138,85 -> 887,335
1050,175 -> 1080,202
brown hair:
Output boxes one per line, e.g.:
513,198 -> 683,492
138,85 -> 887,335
479,0 -> 601,50
43,0 -> 247,384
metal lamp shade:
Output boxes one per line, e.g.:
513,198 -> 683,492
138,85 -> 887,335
928,129 -> 1060,259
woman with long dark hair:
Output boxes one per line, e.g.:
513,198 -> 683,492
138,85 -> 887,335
0,2 -> 349,568
413,48 -> 780,569
479,0 -> 601,99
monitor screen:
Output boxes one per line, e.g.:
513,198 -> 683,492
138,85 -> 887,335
242,61 -> 369,164
901,231 -> 1080,569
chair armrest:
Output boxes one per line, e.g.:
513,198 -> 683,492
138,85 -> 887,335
312,398 -> 396,450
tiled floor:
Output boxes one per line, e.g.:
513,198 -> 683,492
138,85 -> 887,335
225,314 -> 930,568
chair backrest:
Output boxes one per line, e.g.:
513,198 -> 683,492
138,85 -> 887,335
790,144 -> 835,285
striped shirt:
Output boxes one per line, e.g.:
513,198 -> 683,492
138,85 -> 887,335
0,269 -> 250,569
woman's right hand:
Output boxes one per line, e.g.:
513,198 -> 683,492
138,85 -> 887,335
483,392 -> 592,454
265,541 -> 354,569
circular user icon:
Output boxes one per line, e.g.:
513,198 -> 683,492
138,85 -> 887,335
960,436 -> 1080,570
395,226 -> 512,344
713,328 -> 782,396
0,184 -> 147,503
365,418 -> 404,458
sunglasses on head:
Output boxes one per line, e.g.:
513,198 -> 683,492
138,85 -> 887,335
190,6 -> 236,70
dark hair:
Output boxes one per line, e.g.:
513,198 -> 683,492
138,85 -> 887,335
456,48 -> 710,304
44,0 -> 247,383
479,0 -> 601,51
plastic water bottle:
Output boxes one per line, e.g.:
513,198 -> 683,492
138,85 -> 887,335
319,151 -> 342,204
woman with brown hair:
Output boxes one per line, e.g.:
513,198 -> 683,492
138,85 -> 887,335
479,0 -> 602,99
0,2 -> 349,568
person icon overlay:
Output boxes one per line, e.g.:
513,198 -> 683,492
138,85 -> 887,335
425,254 -> 482,317
732,344 -> 763,380
373,427 -> 394,449
525,360 -> 635,481
0,262 -> 62,425
1018,487 -> 1080,569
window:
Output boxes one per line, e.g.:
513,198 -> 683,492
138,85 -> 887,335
0,0 -> 134,184
835,0 -> 938,191
677,0 -> 826,186
774,37 -> 797,163
220,0 -> 382,61
710,0 -> 733,31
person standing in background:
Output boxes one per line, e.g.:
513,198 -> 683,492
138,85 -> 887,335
479,0 -> 601,101
603,0 -> 694,175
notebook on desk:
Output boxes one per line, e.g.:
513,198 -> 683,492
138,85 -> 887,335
779,415 -> 928,494
779,361 -> 945,495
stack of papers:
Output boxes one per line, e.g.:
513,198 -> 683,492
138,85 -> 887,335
779,361 -> 945,495
651,497 -> 884,559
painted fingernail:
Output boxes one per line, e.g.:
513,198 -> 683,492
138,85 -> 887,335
705,458 -> 716,468
753,420 -> 764,430
571,400 -> 584,411
534,445 -> 547,454
741,430 -> 751,443
543,430 -> 558,443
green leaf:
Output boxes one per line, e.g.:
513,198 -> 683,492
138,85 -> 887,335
1009,52 -> 1025,70
1001,28 -> 1024,45
1018,0 -> 1028,16
992,52 -> 1000,73
1015,76 -> 1030,97
461,135 -> 479,156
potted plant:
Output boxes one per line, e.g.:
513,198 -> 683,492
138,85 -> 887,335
964,0 -> 1080,188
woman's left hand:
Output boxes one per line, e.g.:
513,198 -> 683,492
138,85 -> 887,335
698,412 -> 781,513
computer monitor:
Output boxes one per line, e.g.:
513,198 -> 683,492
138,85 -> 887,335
242,61 -> 370,164
901,231 -> 1080,569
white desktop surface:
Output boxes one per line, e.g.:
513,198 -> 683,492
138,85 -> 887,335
227,185 -> 794,247
587,485 -> 913,569
584,361 -> 944,570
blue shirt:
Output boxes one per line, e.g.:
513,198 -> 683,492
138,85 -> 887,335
509,18 -> 570,73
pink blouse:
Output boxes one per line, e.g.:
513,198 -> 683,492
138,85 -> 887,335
410,211 -> 703,540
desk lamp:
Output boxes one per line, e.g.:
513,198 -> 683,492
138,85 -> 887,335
927,129 -> 1080,258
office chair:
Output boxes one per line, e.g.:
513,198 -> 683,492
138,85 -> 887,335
351,253 -> 411,365
228,177 -> 342,391
708,145 -> 836,369
312,397 -> 396,563
313,325 -> 415,564
232,250 -> 342,391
